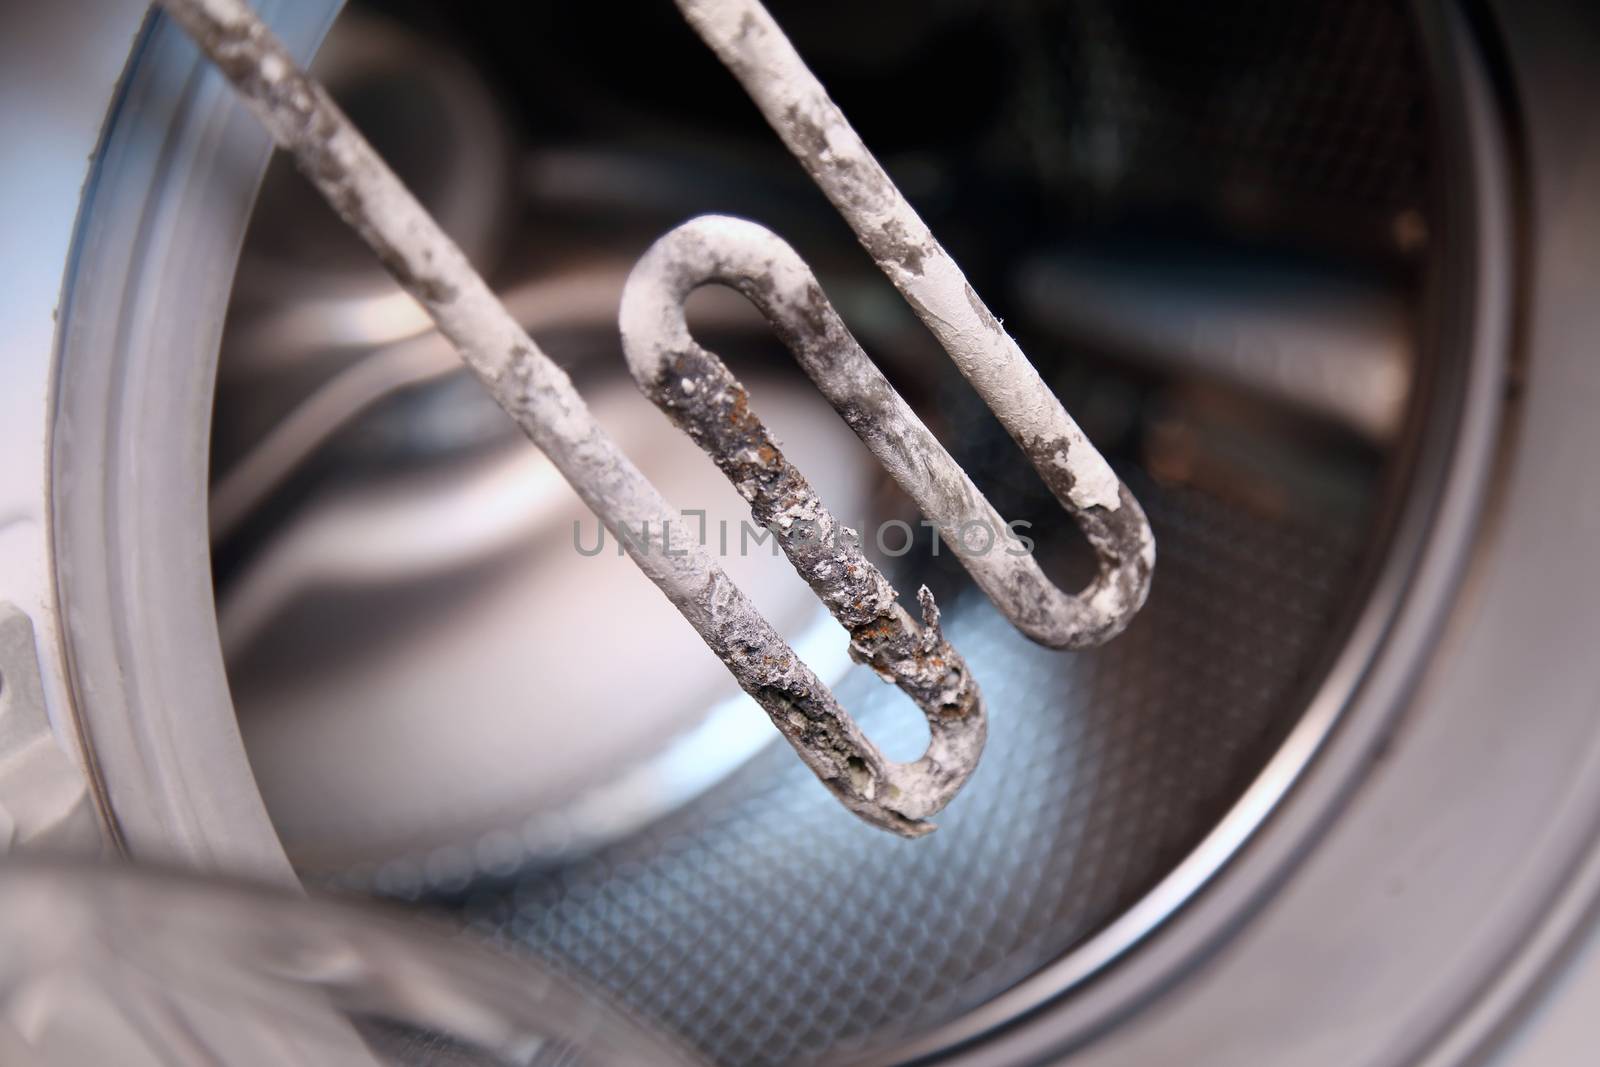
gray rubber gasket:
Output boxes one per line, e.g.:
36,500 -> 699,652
51,0 -> 341,881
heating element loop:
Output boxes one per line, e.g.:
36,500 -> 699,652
622,215 -> 1155,652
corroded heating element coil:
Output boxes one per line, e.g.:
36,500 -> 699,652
623,216 -> 1155,652
158,0 -> 1154,837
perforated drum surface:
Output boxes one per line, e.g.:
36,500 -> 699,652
440,467 -> 1369,1065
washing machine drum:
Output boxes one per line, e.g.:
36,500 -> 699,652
28,0 -> 1600,1065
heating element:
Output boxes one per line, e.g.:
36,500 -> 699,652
161,0 -> 1155,836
